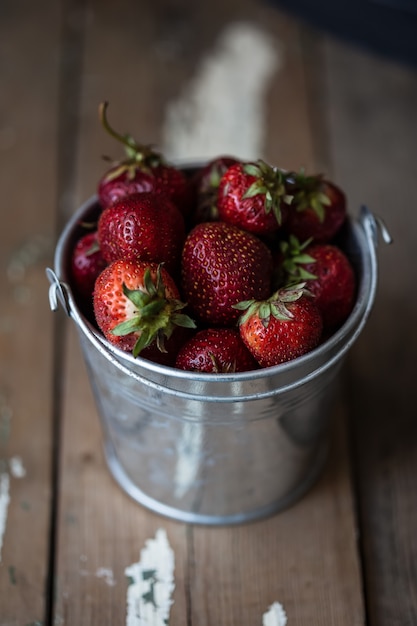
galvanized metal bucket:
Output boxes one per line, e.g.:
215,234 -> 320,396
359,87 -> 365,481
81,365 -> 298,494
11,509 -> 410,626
47,193 -> 390,525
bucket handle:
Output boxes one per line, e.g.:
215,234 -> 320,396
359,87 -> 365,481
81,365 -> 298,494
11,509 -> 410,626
46,207 -> 392,402
360,205 -> 392,247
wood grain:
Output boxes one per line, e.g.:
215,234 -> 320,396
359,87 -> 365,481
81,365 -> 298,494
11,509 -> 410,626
0,0 -> 60,622
324,38 -> 417,626
3,0 -> 417,623
53,326 -> 190,624
188,407 -> 364,625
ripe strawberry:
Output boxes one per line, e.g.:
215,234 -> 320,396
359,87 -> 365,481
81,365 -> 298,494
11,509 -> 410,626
175,328 -> 258,373
288,242 -> 356,331
285,172 -> 346,242
97,192 -> 185,276
235,283 -> 323,367
181,221 -> 273,326
191,156 -> 240,224
97,102 -> 191,215
70,230 -> 107,300
216,160 -> 292,235
93,260 -> 195,359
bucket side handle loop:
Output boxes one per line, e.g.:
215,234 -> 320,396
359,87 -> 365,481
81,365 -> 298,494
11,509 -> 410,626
360,205 -> 393,248
46,268 -> 72,316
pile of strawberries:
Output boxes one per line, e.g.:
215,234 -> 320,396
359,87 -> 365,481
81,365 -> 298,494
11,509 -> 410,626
70,103 -> 356,373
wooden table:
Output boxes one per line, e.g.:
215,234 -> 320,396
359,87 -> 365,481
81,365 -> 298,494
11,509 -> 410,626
1,1 -> 416,624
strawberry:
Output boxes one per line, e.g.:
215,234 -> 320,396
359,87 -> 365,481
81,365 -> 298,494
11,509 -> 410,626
97,102 -> 191,215
97,192 -> 185,276
93,260 -> 195,359
175,328 -> 258,373
235,283 -> 323,367
181,221 -> 273,326
191,156 -> 240,224
281,241 -> 356,331
216,160 -> 292,235
70,230 -> 107,300
285,172 -> 346,243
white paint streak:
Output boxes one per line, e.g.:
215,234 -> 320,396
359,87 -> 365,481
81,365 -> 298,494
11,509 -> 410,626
162,22 -> 281,161
125,528 -> 175,626
174,422 -> 203,498
0,472 -> 10,562
96,567 -> 116,586
263,601 -> 288,626
9,455 -> 26,478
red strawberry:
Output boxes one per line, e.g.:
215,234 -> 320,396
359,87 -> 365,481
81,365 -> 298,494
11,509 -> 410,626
286,172 -> 346,242
181,221 -> 273,326
275,235 -> 356,330
70,230 -> 107,300
235,283 -> 323,367
97,102 -> 191,215
191,156 -> 240,224
216,160 -> 292,235
97,192 -> 185,276
295,243 -> 356,330
175,328 -> 258,373
93,260 -> 195,359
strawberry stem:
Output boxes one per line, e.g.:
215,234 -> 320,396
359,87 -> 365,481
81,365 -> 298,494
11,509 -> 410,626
99,101 -> 139,152
99,101 -> 163,172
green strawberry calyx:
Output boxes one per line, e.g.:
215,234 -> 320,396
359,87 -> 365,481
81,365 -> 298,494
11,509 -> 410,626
209,353 -> 237,374
233,282 -> 312,328
208,163 -> 225,190
99,101 -> 165,182
287,169 -> 331,222
279,235 -> 317,282
241,160 -> 293,225
85,238 -> 101,257
110,265 -> 196,358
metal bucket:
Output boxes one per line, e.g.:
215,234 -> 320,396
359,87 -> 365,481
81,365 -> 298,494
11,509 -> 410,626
47,192 -> 390,525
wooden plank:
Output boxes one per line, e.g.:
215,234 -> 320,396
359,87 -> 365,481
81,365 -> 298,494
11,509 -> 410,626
52,1 -> 365,623
53,325 -> 190,624
0,0 -> 60,621
324,37 -> 417,624
187,408 -> 364,625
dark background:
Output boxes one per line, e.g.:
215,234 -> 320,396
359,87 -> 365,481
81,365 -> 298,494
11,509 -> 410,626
270,0 -> 417,67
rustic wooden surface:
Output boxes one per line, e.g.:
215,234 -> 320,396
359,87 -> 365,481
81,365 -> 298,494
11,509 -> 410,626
0,0 -> 416,624
0,0 -> 60,623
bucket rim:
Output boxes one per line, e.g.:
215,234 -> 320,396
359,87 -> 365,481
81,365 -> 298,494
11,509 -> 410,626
49,193 -> 387,400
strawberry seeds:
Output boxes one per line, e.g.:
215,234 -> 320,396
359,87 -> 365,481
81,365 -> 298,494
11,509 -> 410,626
69,103 -> 357,373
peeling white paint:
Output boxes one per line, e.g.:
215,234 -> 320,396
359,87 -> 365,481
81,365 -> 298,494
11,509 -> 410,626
125,528 -> 175,626
263,601 -> 288,626
9,455 -> 26,478
162,21 -> 281,161
96,567 -> 116,586
0,472 -> 10,562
